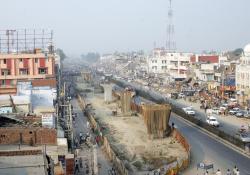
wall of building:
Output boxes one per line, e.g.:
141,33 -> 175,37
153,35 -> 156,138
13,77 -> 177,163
148,52 -> 191,78
200,63 -> 215,71
0,127 -> 57,145
0,53 -> 55,94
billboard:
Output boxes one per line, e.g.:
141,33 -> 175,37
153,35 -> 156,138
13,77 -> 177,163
42,114 -> 55,128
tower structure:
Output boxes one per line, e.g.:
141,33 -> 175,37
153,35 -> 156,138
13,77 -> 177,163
166,0 -> 176,52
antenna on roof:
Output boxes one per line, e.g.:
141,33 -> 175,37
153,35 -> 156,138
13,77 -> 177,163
166,0 -> 176,52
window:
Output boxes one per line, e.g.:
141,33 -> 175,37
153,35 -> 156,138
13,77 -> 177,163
3,59 -> 6,64
39,68 -> 47,74
152,66 -> 157,70
1,69 -> 11,76
19,58 -> 23,62
162,60 -> 167,64
19,68 -> 29,75
1,80 -> 5,85
35,58 -> 38,63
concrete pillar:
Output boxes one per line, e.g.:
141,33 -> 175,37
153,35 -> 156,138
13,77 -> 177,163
120,91 -> 132,114
101,84 -> 113,102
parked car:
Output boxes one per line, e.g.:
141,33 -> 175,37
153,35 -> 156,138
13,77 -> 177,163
235,110 -> 245,117
230,98 -> 237,102
244,111 -> 250,118
206,116 -> 220,127
229,108 -> 240,115
178,93 -> 185,98
182,107 -> 195,116
222,103 -> 228,107
239,133 -> 250,143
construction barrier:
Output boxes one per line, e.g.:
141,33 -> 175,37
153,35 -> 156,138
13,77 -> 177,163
171,128 -> 190,170
103,137 -> 129,175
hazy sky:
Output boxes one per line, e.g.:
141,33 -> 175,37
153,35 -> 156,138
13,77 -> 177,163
1,0 -> 250,55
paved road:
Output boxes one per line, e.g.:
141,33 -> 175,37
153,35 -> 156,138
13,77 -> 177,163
171,98 -> 240,135
170,114 -> 250,175
71,98 -> 112,175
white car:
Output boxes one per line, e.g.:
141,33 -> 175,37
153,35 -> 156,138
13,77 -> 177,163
206,116 -> 220,127
178,93 -> 185,98
183,107 -> 195,116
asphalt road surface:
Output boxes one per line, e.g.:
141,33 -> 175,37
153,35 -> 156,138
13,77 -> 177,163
170,114 -> 250,175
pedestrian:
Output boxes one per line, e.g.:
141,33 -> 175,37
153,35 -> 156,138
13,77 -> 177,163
236,168 -> 240,175
204,170 -> 209,175
79,157 -> 83,168
74,159 -> 80,173
233,165 -> 237,175
226,169 -> 231,175
86,121 -> 90,128
216,169 -> 221,175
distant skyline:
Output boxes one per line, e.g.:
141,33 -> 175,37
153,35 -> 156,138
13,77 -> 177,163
0,0 -> 250,55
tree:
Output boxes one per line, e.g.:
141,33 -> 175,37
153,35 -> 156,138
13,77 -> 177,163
81,52 -> 100,63
56,48 -> 67,61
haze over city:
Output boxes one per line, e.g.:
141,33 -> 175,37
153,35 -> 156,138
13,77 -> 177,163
1,0 -> 250,54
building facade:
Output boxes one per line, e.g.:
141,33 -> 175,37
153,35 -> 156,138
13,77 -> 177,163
148,48 -> 191,79
236,44 -> 250,102
0,53 -> 55,94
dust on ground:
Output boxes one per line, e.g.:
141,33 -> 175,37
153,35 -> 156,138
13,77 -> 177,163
87,93 -> 187,172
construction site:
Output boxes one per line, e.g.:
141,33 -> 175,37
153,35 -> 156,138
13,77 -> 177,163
76,73 -> 190,175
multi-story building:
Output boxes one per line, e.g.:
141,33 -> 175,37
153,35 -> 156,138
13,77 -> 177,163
148,48 -> 192,80
0,29 -> 55,94
0,52 -> 55,94
236,44 -> 250,94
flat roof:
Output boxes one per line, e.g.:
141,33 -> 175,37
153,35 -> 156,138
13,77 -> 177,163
0,154 -> 46,175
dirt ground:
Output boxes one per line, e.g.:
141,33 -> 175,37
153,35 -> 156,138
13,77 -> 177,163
87,93 -> 187,172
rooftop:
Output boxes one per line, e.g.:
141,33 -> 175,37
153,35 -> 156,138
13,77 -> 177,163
0,147 -> 46,175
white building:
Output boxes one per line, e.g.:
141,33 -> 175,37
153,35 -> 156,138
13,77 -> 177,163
236,44 -> 250,93
194,63 -> 216,82
235,44 -> 250,106
148,48 -> 192,79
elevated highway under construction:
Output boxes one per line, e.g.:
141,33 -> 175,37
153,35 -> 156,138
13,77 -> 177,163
110,78 -> 250,175
74,72 -> 190,175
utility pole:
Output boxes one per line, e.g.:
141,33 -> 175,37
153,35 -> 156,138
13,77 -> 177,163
222,68 -> 225,100
68,102 -> 73,151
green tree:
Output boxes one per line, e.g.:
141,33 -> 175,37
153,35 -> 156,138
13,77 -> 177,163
56,48 -> 67,61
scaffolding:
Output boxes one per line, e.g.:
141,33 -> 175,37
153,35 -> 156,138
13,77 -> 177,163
0,29 -> 53,54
